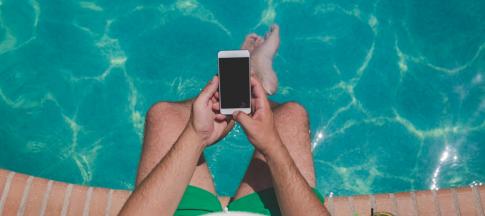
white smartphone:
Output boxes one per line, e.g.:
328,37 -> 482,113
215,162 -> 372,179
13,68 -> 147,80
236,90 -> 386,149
217,50 -> 251,115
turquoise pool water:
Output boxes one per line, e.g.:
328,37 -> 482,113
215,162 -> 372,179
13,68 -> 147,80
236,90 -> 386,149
0,0 -> 484,196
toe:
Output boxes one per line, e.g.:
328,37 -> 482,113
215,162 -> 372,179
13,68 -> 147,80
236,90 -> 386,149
264,25 -> 280,48
242,33 -> 263,51
271,24 -> 279,33
255,36 -> 264,47
241,34 -> 256,49
264,24 -> 279,40
248,33 -> 259,40
268,24 -> 280,39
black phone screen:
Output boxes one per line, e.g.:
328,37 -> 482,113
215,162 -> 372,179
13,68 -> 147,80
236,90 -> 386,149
218,57 -> 250,108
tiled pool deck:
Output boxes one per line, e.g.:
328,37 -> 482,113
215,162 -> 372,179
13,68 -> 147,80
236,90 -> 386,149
1,169 -> 484,215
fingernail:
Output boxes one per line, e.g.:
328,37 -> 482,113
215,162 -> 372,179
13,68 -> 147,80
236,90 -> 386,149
233,111 -> 239,118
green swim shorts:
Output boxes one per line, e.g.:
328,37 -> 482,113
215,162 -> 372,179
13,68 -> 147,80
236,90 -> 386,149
175,185 -> 325,216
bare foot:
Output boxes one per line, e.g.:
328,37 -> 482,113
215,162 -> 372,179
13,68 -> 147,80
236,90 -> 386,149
241,34 -> 264,74
251,25 -> 280,95
240,25 -> 280,95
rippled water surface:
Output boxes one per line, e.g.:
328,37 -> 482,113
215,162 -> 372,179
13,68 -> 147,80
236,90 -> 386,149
0,0 -> 484,196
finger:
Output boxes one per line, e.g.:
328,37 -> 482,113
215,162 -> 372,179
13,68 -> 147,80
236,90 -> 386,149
212,102 -> 220,111
198,76 -> 219,104
214,91 -> 219,99
251,77 -> 266,100
233,111 -> 252,127
250,77 -> 270,110
215,114 -> 226,121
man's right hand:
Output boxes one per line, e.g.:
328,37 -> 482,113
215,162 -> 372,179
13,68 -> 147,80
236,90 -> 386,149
233,77 -> 283,155
234,78 -> 330,216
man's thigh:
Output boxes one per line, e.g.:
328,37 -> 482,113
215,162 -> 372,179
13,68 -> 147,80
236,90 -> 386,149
232,101 -> 315,199
136,100 -> 216,194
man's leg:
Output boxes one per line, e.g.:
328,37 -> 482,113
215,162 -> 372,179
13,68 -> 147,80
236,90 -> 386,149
136,22 -> 283,197
231,25 -> 315,199
232,101 -> 316,199
135,29 -> 272,192
135,29 -> 277,193
136,100 -> 219,193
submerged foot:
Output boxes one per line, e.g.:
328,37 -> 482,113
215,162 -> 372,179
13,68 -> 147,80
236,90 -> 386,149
251,25 -> 280,95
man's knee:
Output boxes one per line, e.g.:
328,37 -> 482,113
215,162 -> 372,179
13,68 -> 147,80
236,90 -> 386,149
275,101 -> 309,124
147,102 -> 173,121
146,101 -> 187,124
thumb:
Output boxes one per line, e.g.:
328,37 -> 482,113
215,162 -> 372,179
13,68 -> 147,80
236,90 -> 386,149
233,111 -> 252,127
198,76 -> 219,103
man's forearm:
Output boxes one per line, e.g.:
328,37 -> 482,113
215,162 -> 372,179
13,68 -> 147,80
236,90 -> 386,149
265,140 -> 329,216
120,125 -> 204,215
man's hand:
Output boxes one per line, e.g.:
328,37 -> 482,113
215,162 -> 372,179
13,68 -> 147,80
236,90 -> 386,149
233,77 -> 283,154
121,77 -> 230,216
188,76 -> 229,146
233,77 -> 329,216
